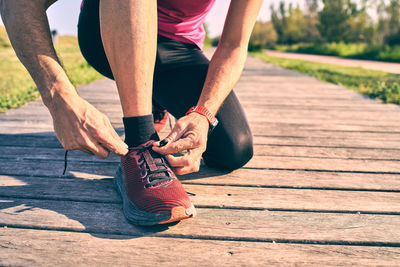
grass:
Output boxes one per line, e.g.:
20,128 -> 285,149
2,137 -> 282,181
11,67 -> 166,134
252,51 -> 400,105
272,43 -> 400,63
0,28 -> 103,112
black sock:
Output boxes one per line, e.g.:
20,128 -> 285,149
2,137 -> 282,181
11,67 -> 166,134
123,114 -> 159,148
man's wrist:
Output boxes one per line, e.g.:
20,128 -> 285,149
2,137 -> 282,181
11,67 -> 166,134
186,106 -> 219,133
42,80 -> 77,109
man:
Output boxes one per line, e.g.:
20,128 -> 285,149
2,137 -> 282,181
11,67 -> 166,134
0,0 -> 261,226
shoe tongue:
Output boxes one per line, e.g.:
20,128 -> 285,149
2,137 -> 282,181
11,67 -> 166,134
143,149 -> 160,172
137,140 -> 172,183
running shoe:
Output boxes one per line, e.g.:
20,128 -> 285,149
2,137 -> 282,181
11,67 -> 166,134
114,140 -> 196,226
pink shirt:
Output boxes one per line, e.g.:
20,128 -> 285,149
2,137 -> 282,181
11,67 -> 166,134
81,0 -> 215,49
157,0 -> 215,49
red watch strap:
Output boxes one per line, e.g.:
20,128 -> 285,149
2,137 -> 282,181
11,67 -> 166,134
186,106 -> 217,126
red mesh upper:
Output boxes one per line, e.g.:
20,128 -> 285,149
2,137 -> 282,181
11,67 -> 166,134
121,141 -> 191,213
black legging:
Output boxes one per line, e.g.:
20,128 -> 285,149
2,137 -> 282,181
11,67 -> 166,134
77,0 -> 253,171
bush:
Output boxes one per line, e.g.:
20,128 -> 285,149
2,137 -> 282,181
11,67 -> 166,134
0,26 -> 11,48
211,37 -> 219,47
272,42 -> 400,62
248,43 -> 263,52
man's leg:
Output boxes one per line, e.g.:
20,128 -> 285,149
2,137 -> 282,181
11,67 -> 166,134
78,0 -> 195,226
99,0 -> 160,148
99,0 -> 156,118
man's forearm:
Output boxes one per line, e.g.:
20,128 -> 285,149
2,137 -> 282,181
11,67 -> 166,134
197,45 -> 247,115
0,0 -> 75,108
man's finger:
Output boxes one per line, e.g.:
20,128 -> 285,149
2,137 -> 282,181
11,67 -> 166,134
84,136 -> 110,159
153,124 -> 185,147
107,121 -> 124,141
96,129 -> 128,156
80,147 -> 95,155
173,162 -> 201,175
153,136 -> 195,155
166,154 -> 190,167
166,149 -> 202,167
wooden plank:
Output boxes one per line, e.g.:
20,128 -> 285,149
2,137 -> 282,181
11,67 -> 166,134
254,135 -> 400,149
240,103 -> 400,112
289,124 -> 400,132
0,149 -> 398,191
1,143 -> 399,164
1,132 -> 400,150
236,87 -> 367,98
2,163 -> 400,191
15,108 -> 399,127
237,94 -> 388,106
0,124 -> 122,134
245,115 -> 400,125
3,114 -> 400,136
2,176 -> 400,212
245,155 -> 400,173
248,117 -> 400,126
181,168 -> 400,191
253,145 -> 400,160
1,198 -> 400,243
2,228 -> 400,266
9,149 -> 398,175
249,126 -> 400,141
244,111 -> 400,123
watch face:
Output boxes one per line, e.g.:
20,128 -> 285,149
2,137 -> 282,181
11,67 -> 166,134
212,118 -> 219,127
208,118 -> 218,135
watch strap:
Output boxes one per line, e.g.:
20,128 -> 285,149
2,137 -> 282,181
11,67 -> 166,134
185,106 -> 219,132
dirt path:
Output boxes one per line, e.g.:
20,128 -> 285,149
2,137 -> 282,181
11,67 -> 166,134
265,49 -> 400,74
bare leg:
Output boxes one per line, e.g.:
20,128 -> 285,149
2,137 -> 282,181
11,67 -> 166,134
99,0 -> 157,117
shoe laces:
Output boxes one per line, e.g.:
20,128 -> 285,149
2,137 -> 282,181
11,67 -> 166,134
63,150 -> 68,175
129,144 -> 173,188
62,145 -> 173,188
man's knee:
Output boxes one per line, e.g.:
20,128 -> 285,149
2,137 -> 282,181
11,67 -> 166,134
204,132 -> 253,171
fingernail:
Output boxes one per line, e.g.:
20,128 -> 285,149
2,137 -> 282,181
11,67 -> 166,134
159,139 -> 168,147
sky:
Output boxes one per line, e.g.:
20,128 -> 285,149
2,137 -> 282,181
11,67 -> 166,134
0,0 -> 306,38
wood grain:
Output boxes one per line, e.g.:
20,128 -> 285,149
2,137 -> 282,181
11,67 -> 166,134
1,197 -> 400,243
2,228 -> 399,266
1,176 -> 400,213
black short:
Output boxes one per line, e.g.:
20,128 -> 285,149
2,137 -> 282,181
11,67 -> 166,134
78,0 -> 253,171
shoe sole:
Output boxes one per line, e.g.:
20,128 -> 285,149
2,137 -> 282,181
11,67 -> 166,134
114,164 -> 196,226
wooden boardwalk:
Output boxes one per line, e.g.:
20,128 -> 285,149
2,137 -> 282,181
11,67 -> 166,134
1,52 -> 400,266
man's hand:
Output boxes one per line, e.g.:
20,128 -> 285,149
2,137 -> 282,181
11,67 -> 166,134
49,91 -> 128,158
152,113 -> 209,175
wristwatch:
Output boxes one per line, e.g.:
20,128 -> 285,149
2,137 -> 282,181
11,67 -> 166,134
186,106 -> 219,134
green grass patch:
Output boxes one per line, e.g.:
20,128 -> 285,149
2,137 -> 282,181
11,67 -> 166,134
272,43 -> 400,63
0,31 -> 103,112
252,51 -> 400,105
0,26 -> 11,48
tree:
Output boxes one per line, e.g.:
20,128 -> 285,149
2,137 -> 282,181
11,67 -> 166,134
385,0 -> 400,45
250,21 -> 277,47
317,0 -> 352,42
303,0 -> 321,42
271,2 -> 286,43
271,1 -> 309,44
